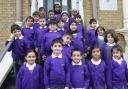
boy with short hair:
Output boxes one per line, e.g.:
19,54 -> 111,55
44,38 -> 69,89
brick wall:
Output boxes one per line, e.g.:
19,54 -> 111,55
83,0 -> 123,30
0,0 -> 30,52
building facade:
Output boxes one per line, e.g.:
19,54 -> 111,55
0,0 -> 128,59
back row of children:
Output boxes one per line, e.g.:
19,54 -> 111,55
6,5 -> 128,89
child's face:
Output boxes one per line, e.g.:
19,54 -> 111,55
49,24 -> 57,31
112,49 -> 122,60
26,18 -> 34,27
70,23 -> 77,31
51,43 -> 63,54
90,22 -> 97,28
92,48 -> 101,60
75,18 -> 81,23
12,29 -> 22,37
58,21 -> 64,28
39,19 -> 46,26
25,52 -> 36,65
33,15 -> 39,22
39,10 -> 45,17
48,12 -> 55,20
71,9 -> 78,16
62,14 -> 68,21
72,51 -> 82,64
97,28 -> 104,36
107,34 -> 114,44
63,35 -> 72,44
54,5 -> 60,11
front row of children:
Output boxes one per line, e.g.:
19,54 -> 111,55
16,38 -> 128,89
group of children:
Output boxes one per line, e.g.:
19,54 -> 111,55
6,4 -> 128,89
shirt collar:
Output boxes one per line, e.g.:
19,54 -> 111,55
26,63 -> 36,70
107,42 -> 116,46
49,30 -> 57,32
113,57 -> 123,65
98,35 -> 104,40
25,26 -> 33,29
52,53 -> 62,58
15,35 -> 23,40
57,28 -> 64,31
72,60 -> 82,65
39,26 -> 47,29
66,18 -> 69,22
91,58 -> 101,65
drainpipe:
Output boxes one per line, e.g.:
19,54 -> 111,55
92,0 -> 97,19
15,0 -> 22,26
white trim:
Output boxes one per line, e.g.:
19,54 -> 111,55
37,0 -> 43,9
31,0 -> 36,16
78,0 -> 84,22
123,0 -> 128,28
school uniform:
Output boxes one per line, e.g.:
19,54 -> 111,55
33,22 -> 40,30
57,28 -> 66,37
6,35 -> 30,75
69,16 -> 75,24
87,28 -> 96,48
88,59 -> 106,89
101,43 -> 117,64
63,18 -> 70,32
62,44 -> 74,62
68,61 -> 89,88
55,13 -> 61,22
34,26 -> 48,48
40,31 -> 61,57
16,63 -> 44,89
107,57 -> 128,89
71,32 -> 87,54
77,23 -> 86,38
22,26 -> 35,49
44,53 -> 69,89
94,36 -> 105,48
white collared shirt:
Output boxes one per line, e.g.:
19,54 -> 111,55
51,53 -> 62,58
15,35 -> 23,40
91,58 -> 101,65
25,26 -> 33,29
98,35 -> 104,40
26,63 -> 36,70
39,26 -> 47,29
57,28 -> 64,31
72,60 -> 82,66
113,57 -> 123,65
106,42 -> 116,46
49,30 -> 57,32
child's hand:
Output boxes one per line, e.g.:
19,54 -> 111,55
7,34 -> 14,41
64,87 -> 69,89
42,55 -> 46,61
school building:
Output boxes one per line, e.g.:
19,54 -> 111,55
0,0 -> 128,59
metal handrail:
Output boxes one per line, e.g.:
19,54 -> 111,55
0,41 -> 13,62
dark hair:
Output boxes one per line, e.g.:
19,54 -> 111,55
25,16 -> 34,22
104,30 -> 119,43
89,18 -> 97,24
63,33 -> 72,38
74,14 -> 81,19
90,46 -> 101,57
51,38 -> 63,47
71,48 -> 82,56
11,24 -> 21,33
95,26 -> 106,36
48,10 -> 55,14
48,21 -> 57,26
32,11 -> 39,16
111,45 -> 123,57
25,49 -> 36,57
39,7 -> 45,12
